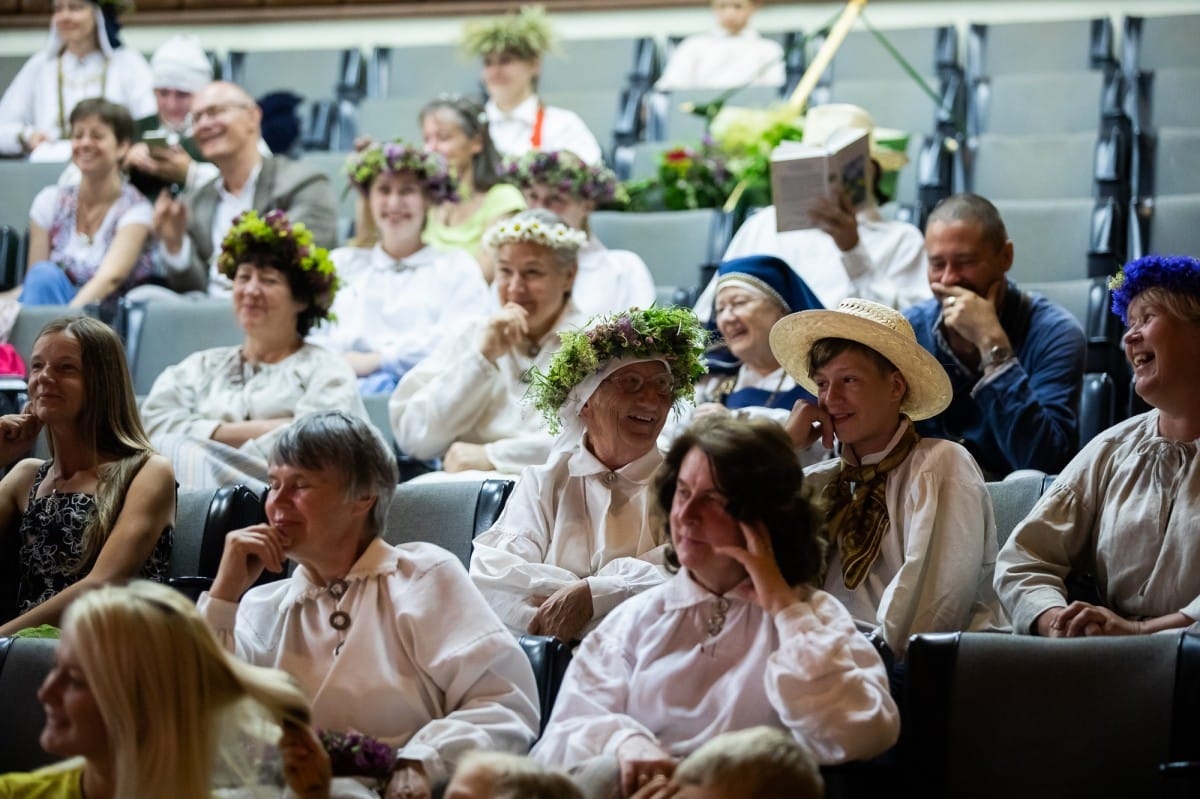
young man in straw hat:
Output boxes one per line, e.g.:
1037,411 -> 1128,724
696,103 -> 930,321
770,297 -> 1008,671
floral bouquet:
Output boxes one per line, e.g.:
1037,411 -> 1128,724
708,103 -> 806,210
623,140 -> 738,212
318,729 -> 394,794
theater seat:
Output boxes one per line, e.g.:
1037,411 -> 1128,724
1079,370 -> 1117,446
517,633 -> 574,735
903,630 -> 1200,798
0,636 -> 58,772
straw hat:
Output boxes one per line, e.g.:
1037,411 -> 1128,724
769,298 -> 951,421
802,103 -> 909,172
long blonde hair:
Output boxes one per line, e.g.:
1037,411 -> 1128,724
65,581 -> 312,799
34,317 -> 157,574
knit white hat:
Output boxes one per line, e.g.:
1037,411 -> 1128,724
150,34 -> 213,93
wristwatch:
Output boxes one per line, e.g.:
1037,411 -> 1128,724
981,345 -> 1015,370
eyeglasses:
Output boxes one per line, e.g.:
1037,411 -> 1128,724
192,102 -> 254,123
604,372 -> 675,398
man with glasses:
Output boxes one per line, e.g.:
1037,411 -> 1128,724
153,80 -> 337,297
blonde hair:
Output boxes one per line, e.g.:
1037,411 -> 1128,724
450,751 -> 581,799
64,581 -> 312,799
674,727 -> 824,799
34,317 -> 157,575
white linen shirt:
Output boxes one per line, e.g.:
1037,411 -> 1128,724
572,236 -> 657,317
696,206 -> 931,320
470,439 -> 668,634
655,28 -> 786,91
530,570 -> 900,768
486,95 -> 603,166
309,244 -> 490,376
995,411 -> 1200,635
0,46 -> 155,157
198,538 -> 540,783
388,301 -> 591,474
804,424 -> 1010,657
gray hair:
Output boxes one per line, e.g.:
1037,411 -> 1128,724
269,411 -> 398,537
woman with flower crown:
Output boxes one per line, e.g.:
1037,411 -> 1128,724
389,208 -> 590,478
418,95 -> 527,282
307,141 -> 491,396
461,5 -> 603,166
504,150 -> 655,317
996,254 -> 1200,639
468,306 -> 708,643
0,0 -> 154,160
141,209 -> 367,491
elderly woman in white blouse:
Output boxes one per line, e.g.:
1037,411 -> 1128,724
469,306 -> 709,642
141,210 -> 367,490
308,141 -> 490,395
199,410 -> 539,799
503,150 -> 656,317
389,208 -> 590,477
531,416 -> 900,799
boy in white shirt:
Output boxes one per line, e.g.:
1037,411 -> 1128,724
656,0 -> 785,91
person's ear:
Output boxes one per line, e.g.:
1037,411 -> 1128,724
890,371 -> 908,404
999,240 -> 1014,273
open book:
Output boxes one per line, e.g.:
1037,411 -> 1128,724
769,128 -> 870,232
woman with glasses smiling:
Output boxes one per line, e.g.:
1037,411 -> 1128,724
469,305 -> 708,643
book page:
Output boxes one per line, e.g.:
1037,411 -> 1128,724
826,128 -> 871,211
769,142 -> 833,232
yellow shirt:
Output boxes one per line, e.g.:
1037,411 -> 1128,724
0,764 -> 83,799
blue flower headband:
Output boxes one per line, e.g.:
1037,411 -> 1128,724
1109,254 -> 1200,323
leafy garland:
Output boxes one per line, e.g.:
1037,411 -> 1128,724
500,150 -> 627,206
1109,254 -> 1200,323
530,306 -> 710,432
345,141 -> 459,205
217,209 -> 339,317
461,4 -> 557,60
482,211 -> 588,252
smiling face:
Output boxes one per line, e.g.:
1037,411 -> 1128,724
715,284 -> 786,371
369,170 -> 427,250
1123,293 -> 1200,413
231,263 -> 307,339
812,347 -> 906,458
53,0 -> 98,53
670,447 -> 748,594
523,183 -> 592,231
482,50 -> 539,109
70,113 -> 127,176
28,330 -> 85,427
925,219 -> 1013,304
190,82 -> 261,165
421,108 -> 481,180
38,627 -> 110,762
495,241 -> 575,339
154,87 -> 195,131
265,462 -> 371,567
581,361 -> 673,469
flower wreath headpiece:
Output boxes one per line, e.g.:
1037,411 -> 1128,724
218,209 -> 339,318
530,306 -> 710,433
1109,254 -> 1200,324
501,150 -> 627,206
345,140 -> 459,205
482,210 -> 588,253
461,4 -> 557,60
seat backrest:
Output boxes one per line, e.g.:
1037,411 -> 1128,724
903,631 -> 1200,798
169,484 -> 278,602
540,37 -> 643,92
9,306 -> 85,368
985,470 -> 1049,547
354,97 -> 425,149
589,208 -> 723,290
122,299 -> 241,396
968,18 -> 1112,78
1021,277 -> 1098,331
1149,194 -> 1200,257
371,45 -> 481,99
970,132 -> 1096,200
1078,371 -> 1117,447
1154,126 -> 1200,197
0,161 -> 66,231
1126,13 -> 1200,73
826,25 -> 956,81
0,636 -> 59,772
382,478 -> 515,568
228,47 -> 355,103
991,198 -> 1096,283
518,633 -> 574,735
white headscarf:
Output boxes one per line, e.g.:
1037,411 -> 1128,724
552,354 -> 670,453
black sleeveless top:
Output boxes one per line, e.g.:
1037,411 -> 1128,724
15,461 -> 173,615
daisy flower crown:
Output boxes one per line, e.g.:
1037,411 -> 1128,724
218,210 -> 339,318
1109,254 -> 1200,324
501,150 -> 627,205
482,211 -> 588,253
530,306 -> 710,433
345,141 -> 459,205
461,4 -> 557,60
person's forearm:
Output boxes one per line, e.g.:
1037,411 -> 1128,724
1139,612 -> 1194,634
212,418 -> 288,448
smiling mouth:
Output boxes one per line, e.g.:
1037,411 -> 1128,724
1132,353 -> 1154,367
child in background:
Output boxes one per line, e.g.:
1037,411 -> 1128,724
655,0 -> 785,91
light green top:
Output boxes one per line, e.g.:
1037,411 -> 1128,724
422,183 -> 526,256
0,764 -> 84,799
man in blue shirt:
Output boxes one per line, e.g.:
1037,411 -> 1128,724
903,193 -> 1085,478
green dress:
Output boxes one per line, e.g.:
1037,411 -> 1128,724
422,183 -> 526,257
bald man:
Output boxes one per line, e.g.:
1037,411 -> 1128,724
153,81 -> 337,296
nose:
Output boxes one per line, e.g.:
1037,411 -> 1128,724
37,668 -> 62,705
